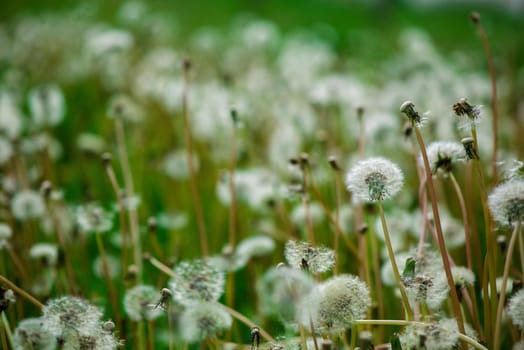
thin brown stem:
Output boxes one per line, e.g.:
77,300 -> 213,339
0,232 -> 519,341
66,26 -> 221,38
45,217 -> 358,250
103,156 -> 129,273
493,222 -> 521,350
414,127 -> 467,348
114,118 -> 142,279
471,13 -> 499,185
0,275 -> 43,309
181,60 -> 209,257
378,201 -> 413,321
95,232 -> 121,328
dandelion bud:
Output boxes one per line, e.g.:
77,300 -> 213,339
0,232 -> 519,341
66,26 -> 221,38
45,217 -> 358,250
299,153 -> 309,168
230,108 -> 239,126
359,331 -> 374,350
126,264 -> 138,281
321,339 -> 334,350
183,57 -> 192,71
356,106 -> 365,121
147,217 -> 157,234
497,235 -> 507,251
488,179 -> 524,226
101,152 -> 112,167
453,98 -> 482,120
0,288 -> 15,312
358,224 -> 368,235
470,12 -> 480,24
400,100 -> 422,126
40,181 -> 52,199
251,327 -> 261,349
461,137 -> 479,160
403,121 -> 413,138
328,155 -> 340,171
345,157 -> 404,202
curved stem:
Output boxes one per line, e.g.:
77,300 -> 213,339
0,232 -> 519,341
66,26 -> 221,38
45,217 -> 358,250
493,222 -> 521,350
181,62 -> 209,257
378,201 -> 413,321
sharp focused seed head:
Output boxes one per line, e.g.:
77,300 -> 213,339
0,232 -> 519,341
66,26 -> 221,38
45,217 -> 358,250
488,180 -> 524,226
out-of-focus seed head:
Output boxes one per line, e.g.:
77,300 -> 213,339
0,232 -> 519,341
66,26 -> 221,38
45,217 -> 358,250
179,301 -> 232,342
42,296 -> 102,339
424,141 -> 466,177
299,274 -> 371,334
488,180 -> 524,226
256,266 -> 315,323
284,240 -> 335,274
508,289 -> 524,330
345,157 -> 404,202
170,259 -> 225,305
13,317 -> 57,350
28,84 -> 66,128
123,284 -> 163,322
0,223 -> 12,250
11,189 -> 46,221
29,243 -> 58,267
76,203 -> 114,234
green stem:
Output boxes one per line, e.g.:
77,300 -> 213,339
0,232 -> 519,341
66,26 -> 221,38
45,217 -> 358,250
493,222 -> 521,350
377,201 -> 413,321
1,312 -> 14,349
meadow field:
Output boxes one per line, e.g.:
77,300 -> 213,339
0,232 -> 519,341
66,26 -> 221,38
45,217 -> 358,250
0,0 -> 523,349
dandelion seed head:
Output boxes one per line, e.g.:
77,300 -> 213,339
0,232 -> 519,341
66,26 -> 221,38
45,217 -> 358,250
28,84 -> 66,128
42,296 -> 102,339
170,259 -> 225,305
11,189 -> 46,220
424,141 -> 466,177
29,243 -> 58,267
345,157 -> 403,202
0,136 -> 13,165
13,317 -> 57,350
236,235 -> 276,260
0,223 -> 12,249
256,266 -> 314,323
300,275 -> 371,333
76,203 -> 114,234
123,284 -> 163,322
514,340 -> 524,350
179,301 -> 232,342
488,179 -> 524,226
508,289 -> 524,330
284,240 -> 335,274
401,318 -> 477,350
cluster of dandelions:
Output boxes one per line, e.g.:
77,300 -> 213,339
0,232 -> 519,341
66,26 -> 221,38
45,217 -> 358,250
13,296 -> 121,350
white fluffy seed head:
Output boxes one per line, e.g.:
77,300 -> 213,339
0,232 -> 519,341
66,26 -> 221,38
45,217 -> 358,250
424,141 -> 466,177
300,274 -> 371,334
13,317 -> 57,350
123,284 -> 163,322
401,318 -> 478,350
28,84 -> 66,128
284,240 -> 335,274
170,259 -> 225,305
256,266 -> 315,323
345,157 -> 403,202
42,296 -> 102,339
488,179 -> 524,226
508,289 -> 524,330
179,301 -> 232,342
11,190 -> 46,221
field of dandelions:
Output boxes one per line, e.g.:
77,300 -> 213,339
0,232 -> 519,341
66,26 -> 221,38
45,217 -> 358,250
0,1 -> 524,349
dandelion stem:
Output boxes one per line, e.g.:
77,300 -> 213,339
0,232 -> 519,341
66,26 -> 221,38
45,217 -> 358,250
353,319 -> 488,350
102,155 -> 129,274
1,312 -> 13,349
181,59 -> 209,257
94,231 -> 121,328
471,12 -> 499,185
493,221 -> 521,350
377,201 -> 413,321
413,126 -> 467,347
0,275 -> 43,309
114,118 -> 142,279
